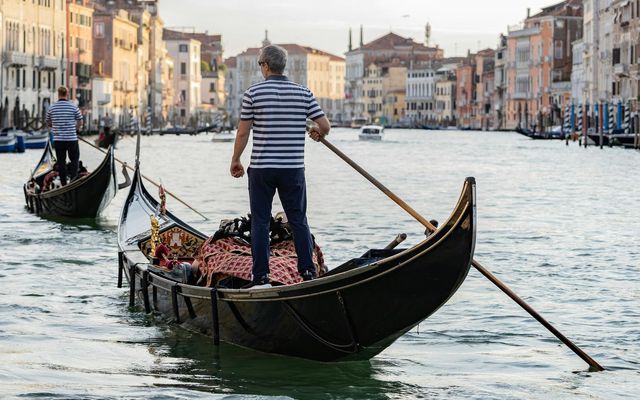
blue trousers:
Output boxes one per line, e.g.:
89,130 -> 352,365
248,167 -> 314,278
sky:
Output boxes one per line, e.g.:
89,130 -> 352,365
162,0 -> 560,59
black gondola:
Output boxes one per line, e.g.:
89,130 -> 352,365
23,140 -> 128,218
117,159 -> 477,362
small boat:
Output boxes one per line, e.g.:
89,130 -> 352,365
548,126 -> 568,139
24,130 -> 50,149
515,126 -> 549,140
0,129 -> 17,152
23,140 -> 129,218
117,152 -> 476,361
210,131 -> 235,143
359,125 -> 384,141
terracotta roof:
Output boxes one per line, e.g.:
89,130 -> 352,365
529,0 -> 582,19
354,32 -> 439,53
163,29 -> 222,46
224,56 -> 236,68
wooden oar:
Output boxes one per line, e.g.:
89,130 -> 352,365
78,136 -> 209,221
318,136 -> 605,372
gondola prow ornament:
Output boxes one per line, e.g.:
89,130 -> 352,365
149,213 -> 159,257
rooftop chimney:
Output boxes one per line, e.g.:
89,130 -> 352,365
527,8 -> 530,18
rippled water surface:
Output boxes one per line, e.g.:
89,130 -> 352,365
1,129 -> 638,399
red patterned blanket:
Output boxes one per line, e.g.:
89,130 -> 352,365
197,236 -> 325,286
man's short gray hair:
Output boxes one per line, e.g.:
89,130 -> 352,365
259,45 -> 287,74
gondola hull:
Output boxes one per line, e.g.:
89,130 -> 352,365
24,141 -> 118,218
118,165 -> 476,362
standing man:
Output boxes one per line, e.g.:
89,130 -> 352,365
46,86 -> 83,185
102,113 -> 115,144
230,45 -> 330,287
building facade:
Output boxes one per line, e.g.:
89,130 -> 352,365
505,1 -> 583,130
164,35 -> 201,126
67,0 -> 93,118
92,8 -> 139,127
345,31 -> 444,123
1,0 -> 67,129
406,61 -> 440,126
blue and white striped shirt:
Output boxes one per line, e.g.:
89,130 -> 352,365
46,99 -> 82,141
241,75 -> 325,169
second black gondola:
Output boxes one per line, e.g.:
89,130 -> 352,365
24,140 -> 128,219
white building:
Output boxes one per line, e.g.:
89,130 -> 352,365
165,37 -> 201,126
583,0 -> 614,104
571,38 -> 585,102
406,61 -> 440,126
1,0 -> 67,128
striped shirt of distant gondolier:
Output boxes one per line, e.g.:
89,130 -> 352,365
46,99 -> 82,141
240,75 -> 324,169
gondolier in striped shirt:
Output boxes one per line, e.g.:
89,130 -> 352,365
230,45 -> 331,287
46,86 -> 83,185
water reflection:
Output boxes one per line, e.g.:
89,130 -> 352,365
153,326 -> 414,399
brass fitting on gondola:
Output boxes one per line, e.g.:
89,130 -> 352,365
150,214 -> 159,257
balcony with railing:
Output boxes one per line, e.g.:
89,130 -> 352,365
37,56 -> 60,70
2,51 -> 30,66
614,63 -> 629,77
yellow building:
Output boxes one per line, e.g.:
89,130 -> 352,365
67,0 -> 93,114
92,9 -> 138,127
1,0 -> 67,128
363,61 -> 406,125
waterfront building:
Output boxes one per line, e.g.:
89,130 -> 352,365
361,60 -> 406,125
611,0 -> 640,103
201,70 -> 224,108
406,61 -> 440,127
473,49 -> 496,130
164,29 -> 225,128
345,30 -> 444,123
92,8 -> 139,127
222,56 -> 238,124
504,1 -> 583,130
493,35 -> 508,130
164,32 -> 201,127
0,0 -> 67,129
571,38 -> 585,103
67,0 -> 93,120
581,0 -> 614,106
96,0 -> 172,129
456,53 -> 476,129
434,65 -> 457,126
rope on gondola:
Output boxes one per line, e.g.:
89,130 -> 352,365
282,301 -> 359,354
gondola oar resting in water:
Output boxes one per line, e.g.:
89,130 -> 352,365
117,160 -> 477,362
313,130 -> 604,371
23,140 -> 130,219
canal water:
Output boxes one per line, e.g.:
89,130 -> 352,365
0,129 -> 638,399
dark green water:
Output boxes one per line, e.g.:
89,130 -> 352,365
1,129 -> 638,399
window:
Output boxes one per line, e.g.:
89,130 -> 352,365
95,22 -> 104,38
180,62 -> 186,75
554,40 -> 563,59
179,44 -> 188,52
209,82 -> 215,92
